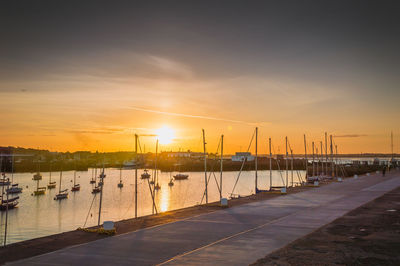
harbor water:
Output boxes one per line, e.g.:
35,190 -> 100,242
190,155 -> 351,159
0,169 -> 305,245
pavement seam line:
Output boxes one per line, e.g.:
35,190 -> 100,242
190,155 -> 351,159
156,203 -> 326,266
157,175 -> 398,265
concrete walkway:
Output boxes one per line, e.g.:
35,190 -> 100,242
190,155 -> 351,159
9,172 -> 400,266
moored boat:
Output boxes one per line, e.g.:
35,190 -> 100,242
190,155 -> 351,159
34,187 -> 46,195
32,172 -> 42,181
0,196 -> 19,211
0,176 -> 11,186
54,189 -> 68,200
54,168 -> 68,200
141,170 -> 151,179
47,181 -> 56,189
173,173 -> 189,180
117,167 -> 123,188
47,166 -> 56,189
6,184 -> 22,194
92,186 -> 101,193
71,171 -> 80,192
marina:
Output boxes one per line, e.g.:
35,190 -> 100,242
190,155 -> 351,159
1,1 -> 399,264
0,168 -> 304,245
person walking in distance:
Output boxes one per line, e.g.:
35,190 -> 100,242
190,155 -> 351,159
382,165 -> 386,177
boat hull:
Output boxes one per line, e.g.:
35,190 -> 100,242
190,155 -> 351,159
92,188 -> 101,193
34,190 -> 46,196
6,187 -> 23,194
0,181 -> 11,186
54,194 -> 68,200
47,183 -> 56,189
173,174 -> 189,180
141,174 -> 151,179
0,201 -> 18,211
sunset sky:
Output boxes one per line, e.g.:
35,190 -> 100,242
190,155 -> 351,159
1,1 -> 399,154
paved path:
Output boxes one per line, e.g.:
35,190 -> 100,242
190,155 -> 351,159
9,172 -> 400,266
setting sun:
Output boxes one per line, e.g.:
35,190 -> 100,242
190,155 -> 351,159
155,126 -> 175,145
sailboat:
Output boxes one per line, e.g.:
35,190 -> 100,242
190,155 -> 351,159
33,173 -> 46,196
5,155 -> 22,194
54,169 -> 68,200
92,185 -> 101,194
92,169 -> 102,193
117,167 -> 123,188
32,172 -> 42,181
173,173 -> 188,180
92,170 -> 106,194
0,174 -> 10,186
71,171 -> 80,191
6,183 -> 22,194
154,140 -> 161,190
89,167 -> 96,184
173,164 -> 188,180
1,182 -> 19,211
141,169 -> 151,179
0,156 -> 19,210
47,164 -> 56,189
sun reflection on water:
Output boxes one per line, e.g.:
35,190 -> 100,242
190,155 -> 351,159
159,186 -> 170,212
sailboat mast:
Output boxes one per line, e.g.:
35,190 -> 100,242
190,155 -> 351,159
98,162 -> 105,226
134,134 -> 138,219
285,136 -> 288,188
11,152 -> 14,184
391,131 -> 394,162
269,137 -> 272,191
59,168 -> 62,193
312,142 -> 315,177
4,181 -> 9,246
316,147 -> 319,176
94,166 -> 97,183
49,162 -> 52,183
255,127 -> 258,193
330,135 -> 334,177
220,134 -> 224,201
119,165 -> 122,182
325,132 -> 328,175
304,134 -> 307,179
202,129 -> 208,204
2,157 -> 8,247
155,139 -> 158,186
291,149 -> 293,187
320,141 -> 323,176
73,171 -> 76,186
335,144 -> 338,177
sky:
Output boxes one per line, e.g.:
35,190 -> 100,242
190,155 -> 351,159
1,0 -> 399,154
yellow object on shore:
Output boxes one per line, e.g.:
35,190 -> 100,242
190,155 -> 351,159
77,227 -> 116,235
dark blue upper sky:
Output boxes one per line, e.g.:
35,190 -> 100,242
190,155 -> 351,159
1,0 -> 399,152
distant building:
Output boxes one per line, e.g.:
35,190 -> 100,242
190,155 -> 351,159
231,152 -> 254,162
162,151 -> 205,159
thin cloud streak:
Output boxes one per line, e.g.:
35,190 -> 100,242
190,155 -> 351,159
127,106 -> 268,126
334,134 -> 368,138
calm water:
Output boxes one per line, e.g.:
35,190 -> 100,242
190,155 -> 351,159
0,169 -> 304,245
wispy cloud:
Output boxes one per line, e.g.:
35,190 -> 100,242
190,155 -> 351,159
334,134 -> 368,138
127,106 -> 269,126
